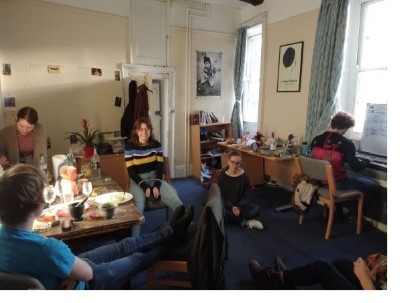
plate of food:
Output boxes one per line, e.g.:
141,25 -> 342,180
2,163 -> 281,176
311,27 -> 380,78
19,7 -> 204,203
94,192 -> 133,205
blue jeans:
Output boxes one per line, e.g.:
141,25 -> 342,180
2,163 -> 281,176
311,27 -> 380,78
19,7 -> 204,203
283,258 -> 363,289
130,171 -> 183,237
336,174 -> 380,213
78,226 -> 172,289
225,203 -> 260,225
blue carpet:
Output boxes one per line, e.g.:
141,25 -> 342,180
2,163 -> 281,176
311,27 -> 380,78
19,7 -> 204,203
130,177 -> 387,290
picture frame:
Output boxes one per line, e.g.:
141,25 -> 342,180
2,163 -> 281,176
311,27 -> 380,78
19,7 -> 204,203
196,50 -> 222,98
277,41 -> 304,92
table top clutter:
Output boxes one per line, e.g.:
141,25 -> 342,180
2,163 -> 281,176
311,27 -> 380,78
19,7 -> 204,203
37,176 -> 143,241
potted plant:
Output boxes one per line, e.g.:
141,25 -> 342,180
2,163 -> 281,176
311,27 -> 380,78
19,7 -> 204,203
65,118 -> 106,158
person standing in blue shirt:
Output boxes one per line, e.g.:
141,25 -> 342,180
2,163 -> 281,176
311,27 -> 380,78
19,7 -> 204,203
0,164 -> 194,290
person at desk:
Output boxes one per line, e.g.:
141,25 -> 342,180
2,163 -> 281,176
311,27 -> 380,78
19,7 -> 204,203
125,117 -> 184,236
0,164 -> 195,290
218,150 -> 263,230
0,107 -> 47,168
310,111 -> 379,219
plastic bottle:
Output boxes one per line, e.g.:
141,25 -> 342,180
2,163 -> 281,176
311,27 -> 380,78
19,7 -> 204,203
301,142 -> 308,155
91,148 -> 101,180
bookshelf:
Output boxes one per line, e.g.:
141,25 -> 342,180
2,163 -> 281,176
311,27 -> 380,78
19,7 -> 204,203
190,122 -> 232,179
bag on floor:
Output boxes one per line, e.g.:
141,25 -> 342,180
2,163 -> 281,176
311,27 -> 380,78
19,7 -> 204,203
291,174 -> 319,215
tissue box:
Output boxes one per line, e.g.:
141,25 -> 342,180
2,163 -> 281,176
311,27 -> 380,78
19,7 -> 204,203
106,137 -> 126,154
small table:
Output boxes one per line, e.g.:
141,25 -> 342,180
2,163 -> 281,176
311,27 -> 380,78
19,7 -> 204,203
41,177 -> 144,248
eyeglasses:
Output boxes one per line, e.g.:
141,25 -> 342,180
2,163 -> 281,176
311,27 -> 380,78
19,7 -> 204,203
138,128 -> 150,132
229,160 -> 241,166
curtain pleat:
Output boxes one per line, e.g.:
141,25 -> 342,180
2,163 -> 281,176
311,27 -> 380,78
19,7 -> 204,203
231,27 -> 247,139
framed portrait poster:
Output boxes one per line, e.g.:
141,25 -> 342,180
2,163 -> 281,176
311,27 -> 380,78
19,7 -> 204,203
277,41 -> 304,92
196,51 -> 222,98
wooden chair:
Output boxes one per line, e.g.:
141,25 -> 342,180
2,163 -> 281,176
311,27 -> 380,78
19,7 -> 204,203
147,225 -> 196,289
123,156 -> 175,221
294,156 -> 364,240
0,271 -> 45,290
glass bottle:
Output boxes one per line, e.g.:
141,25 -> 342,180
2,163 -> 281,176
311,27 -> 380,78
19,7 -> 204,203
270,132 -> 277,151
68,148 -> 77,169
91,148 -> 101,180
39,154 -> 48,175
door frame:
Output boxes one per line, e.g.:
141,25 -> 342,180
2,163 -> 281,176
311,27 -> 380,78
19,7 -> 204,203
121,64 -> 176,176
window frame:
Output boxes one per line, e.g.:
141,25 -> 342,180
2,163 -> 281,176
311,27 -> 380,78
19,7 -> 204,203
338,0 -> 388,141
242,23 -> 262,124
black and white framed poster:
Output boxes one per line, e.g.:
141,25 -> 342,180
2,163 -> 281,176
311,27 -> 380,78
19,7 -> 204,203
196,51 -> 222,97
277,41 -> 303,92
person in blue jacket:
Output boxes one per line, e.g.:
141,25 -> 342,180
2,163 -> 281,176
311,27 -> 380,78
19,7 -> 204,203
0,163 -> 194,290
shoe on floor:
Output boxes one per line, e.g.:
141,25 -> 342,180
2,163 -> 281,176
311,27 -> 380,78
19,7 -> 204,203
248,260 -> 277,290
247,219 -> 264,230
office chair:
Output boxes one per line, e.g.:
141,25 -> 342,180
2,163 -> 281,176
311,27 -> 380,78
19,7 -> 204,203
123,156 -> 175,221
147,183 -> 227,289
294,156 -> 364,240
0,271 -> 45,290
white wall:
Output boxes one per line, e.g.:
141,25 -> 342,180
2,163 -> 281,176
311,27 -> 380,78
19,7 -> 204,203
0,0 -> 130,156
1,0 -> 322,174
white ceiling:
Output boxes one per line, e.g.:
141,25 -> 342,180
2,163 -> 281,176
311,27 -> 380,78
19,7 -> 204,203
180,0 -> 249,9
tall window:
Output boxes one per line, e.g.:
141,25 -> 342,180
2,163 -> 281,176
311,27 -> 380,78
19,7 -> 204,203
242,24 -> 262,123
338,0 -> 388,140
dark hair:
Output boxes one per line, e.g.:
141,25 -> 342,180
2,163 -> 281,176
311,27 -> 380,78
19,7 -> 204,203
17,107 -> 38,125
228,150 -> 242,159
204,56 -> 211,64
0,164 -> 45,226
330,111 -> 355,130
130,117 -> 157,145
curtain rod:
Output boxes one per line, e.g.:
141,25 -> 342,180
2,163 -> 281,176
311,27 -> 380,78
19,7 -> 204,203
240,12 -> 266,27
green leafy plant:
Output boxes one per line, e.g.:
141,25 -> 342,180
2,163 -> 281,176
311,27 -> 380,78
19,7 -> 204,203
65,118 -> 107,148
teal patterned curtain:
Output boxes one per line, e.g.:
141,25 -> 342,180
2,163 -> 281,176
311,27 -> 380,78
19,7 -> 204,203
305,0 -> 348,143
231,27 -> 247,139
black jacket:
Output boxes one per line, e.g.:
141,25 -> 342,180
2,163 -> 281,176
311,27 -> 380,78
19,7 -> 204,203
187,184 -> 228,289
120,80 -> 137,140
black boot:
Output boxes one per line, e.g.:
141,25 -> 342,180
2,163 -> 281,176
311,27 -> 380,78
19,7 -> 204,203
171,204 -> 195,244
274,256 -> 287,271
248,260 -> 281,290
169,205 -> 186,227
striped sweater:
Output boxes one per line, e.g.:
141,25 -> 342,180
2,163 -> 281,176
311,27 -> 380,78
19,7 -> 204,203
125,140 -> 164,190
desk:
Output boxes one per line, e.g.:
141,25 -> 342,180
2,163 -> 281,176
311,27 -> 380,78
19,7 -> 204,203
41,177 -> 144,244
219,143 -> 299,186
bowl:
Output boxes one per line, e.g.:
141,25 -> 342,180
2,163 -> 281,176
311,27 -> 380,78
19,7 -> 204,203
98,202 -> 119,219
68,202 -> 85,221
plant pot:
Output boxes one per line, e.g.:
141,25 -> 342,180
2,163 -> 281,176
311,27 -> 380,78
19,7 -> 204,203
83,147 -> 94,158
98,203 -> 119,219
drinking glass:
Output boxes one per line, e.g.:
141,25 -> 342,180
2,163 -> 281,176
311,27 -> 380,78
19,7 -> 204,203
54,180 -> 64,203
82,181 -> 93,197
43,185 -> 56,207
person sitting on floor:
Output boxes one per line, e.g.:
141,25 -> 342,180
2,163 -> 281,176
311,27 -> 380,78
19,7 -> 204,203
0,163 -> 194,290
248,253 -> 387,290
218,150 -> 263,230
